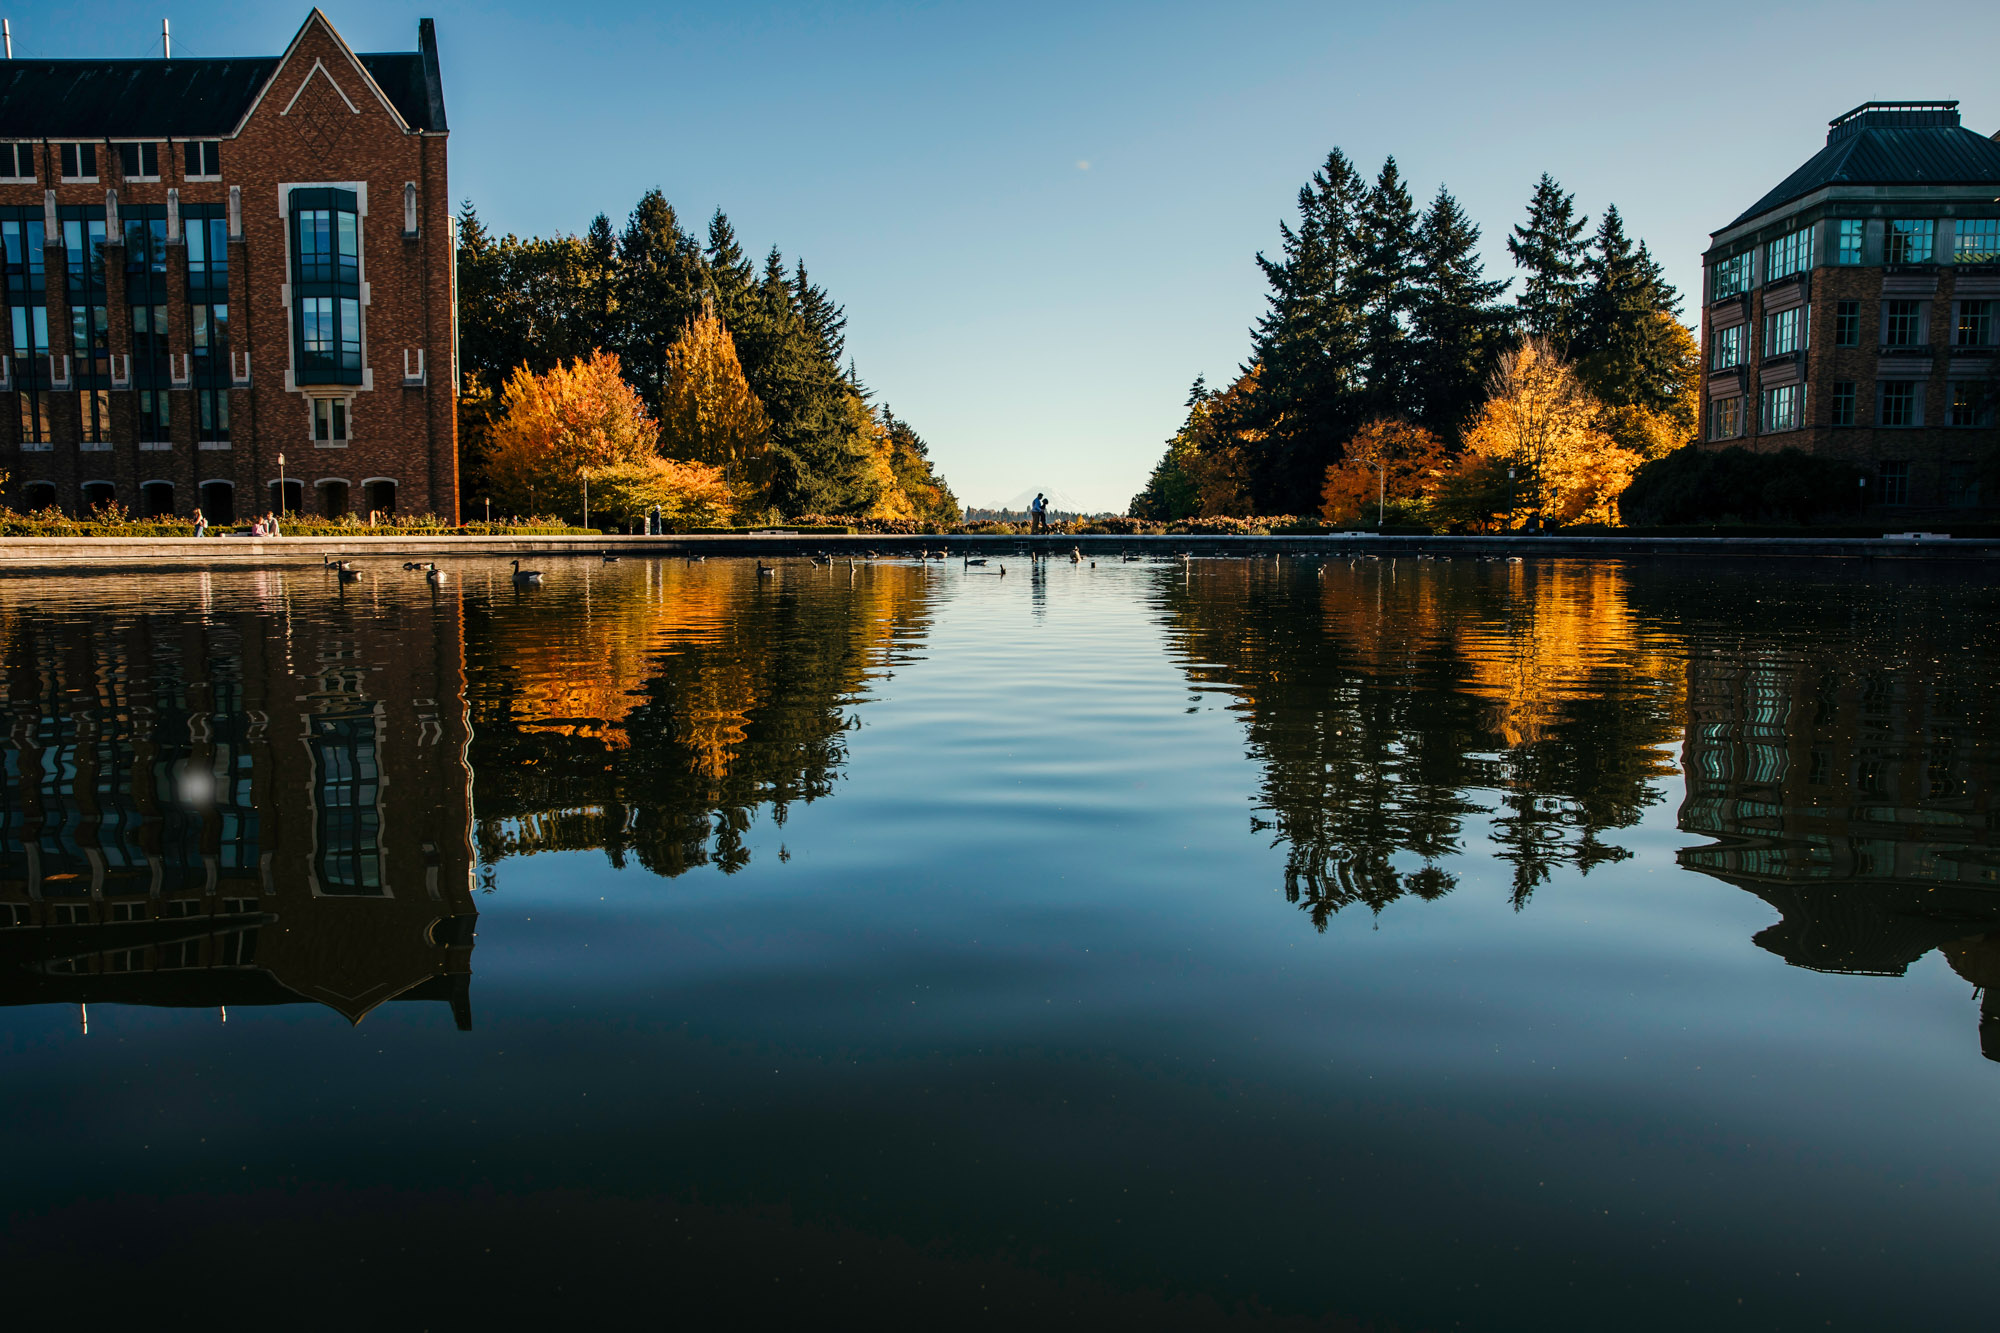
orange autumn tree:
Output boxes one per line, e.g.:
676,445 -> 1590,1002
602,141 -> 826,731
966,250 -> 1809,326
658,305 -> 771,493
486,349 -> 730,526
1450,337 -> 1638,528
1320,419 -> 1449,525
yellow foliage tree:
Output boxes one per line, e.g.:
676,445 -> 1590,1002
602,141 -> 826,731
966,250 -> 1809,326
841,392 -> 916,522
485,349 -> 727,526
1456,338 -> 1638,528
1320,420 -> 1449,524
658,305 -> 770,485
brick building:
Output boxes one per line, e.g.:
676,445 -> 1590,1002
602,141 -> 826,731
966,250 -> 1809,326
1699,101 -> 2000,514
0,9 -> 456,521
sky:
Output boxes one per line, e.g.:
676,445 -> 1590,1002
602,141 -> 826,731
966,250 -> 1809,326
53,2 -> 2000,511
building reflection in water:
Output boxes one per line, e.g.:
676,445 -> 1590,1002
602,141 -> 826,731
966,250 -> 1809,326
0,576 -> 478,1027
1678,641 -> 2000,1059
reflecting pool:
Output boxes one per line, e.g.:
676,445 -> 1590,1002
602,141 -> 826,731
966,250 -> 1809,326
1,555 -> 1994,1328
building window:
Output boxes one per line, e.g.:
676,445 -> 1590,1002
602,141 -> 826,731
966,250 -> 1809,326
115,142 -> 160,180
1834,300 -> 1860,347
1955,218 -> 1999,264
1947,381 -> 1993,427
1711,253 -> 1751,301
1831,380 -> 1856,426
1955,300 -> 1993,347
1885,219 -> 1934,265
184,141 -> 221,179
1709,396 -> 1744,440
70,303 -> 109,383
1835,219 -> 1864,265
1882,299 -> 1925,347
58,143 -> 96,180
1947,462 -> 1982,508
0,144 -> 32,181
1764,226 -> 1814,282
197,388 -> 230,443
1764,306 -> 1807,357
79,388 -> 112,446
60,211 -> 108,296
313,397 -> 349,444
1877,460 -> 1909,505
137,388 -> 170,444
311,711 -> 384,895
1710,324 -> 1745,370
1878,381 -> 1921,428
1761,384 -> 1803,433
289,189 -> 363,385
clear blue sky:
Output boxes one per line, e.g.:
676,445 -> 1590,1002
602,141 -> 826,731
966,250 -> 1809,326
56,2 -> 2000,510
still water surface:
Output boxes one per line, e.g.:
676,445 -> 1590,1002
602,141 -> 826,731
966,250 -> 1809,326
1,555 -> 1994,1328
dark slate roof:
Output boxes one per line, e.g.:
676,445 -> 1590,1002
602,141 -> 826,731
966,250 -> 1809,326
0,17 -> 447,139
1727,102 -> 2000,229
0,58 -> 279,137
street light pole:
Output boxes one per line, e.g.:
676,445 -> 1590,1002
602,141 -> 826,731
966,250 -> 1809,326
277,452 -> 286,517
582,471 -> 590,531
1378,457 -> 1386,529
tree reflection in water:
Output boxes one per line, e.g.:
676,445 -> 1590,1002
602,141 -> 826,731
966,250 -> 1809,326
465,558 -> 940,877
1156,557 -> 1683,922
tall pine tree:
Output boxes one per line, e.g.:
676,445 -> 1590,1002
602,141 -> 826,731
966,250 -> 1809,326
1575,206 -> 1687,414
1243,147 -> 1371,511
1507,174 -> 1589,348
614,189 -> 707,413
1408,186 -> 1511,441
1355,157 -> 1420,421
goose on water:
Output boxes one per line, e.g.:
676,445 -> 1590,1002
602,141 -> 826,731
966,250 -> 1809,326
336,567 -> 362,584
602,552 -> 620,563
427,566 -> 448,585
757,562 -> 777,577
324,556 -> 354,571
511,559 -> 544,585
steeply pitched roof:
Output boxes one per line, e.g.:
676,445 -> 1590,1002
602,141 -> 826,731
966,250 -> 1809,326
0,58 -> 280,137
0,13 -> 446,139
1727,101 -> 2000,229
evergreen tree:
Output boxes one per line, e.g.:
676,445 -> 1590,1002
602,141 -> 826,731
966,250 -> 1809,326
1355,157 -> 1420,419
1575,206 -> 1688,414
614,189 -> 707,412
582,212 -> 619,351
1507,174 -> 1589,347
1242,148 -> 1371,510
1408,186 -> 1511,441
792,261 -> 849,374
703,210 -> 754,317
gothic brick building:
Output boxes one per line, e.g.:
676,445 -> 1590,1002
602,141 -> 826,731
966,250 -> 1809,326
0,9 -> 456,521
1698,102 -> 2000,515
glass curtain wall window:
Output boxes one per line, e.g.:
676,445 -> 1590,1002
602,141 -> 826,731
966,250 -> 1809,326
1948,382 -> 1992,427
185,204 -> 230,442
289,189 -> 362,385
1878,460 -> 1910,505
1709,396 -> 1744,440
60,208 -> 112,447
1711,253 -> 1752,300
1763,307 -> 1808,357
1835,219 -> 1865,265
1955,301 -> 1993,347
1710,324 -> 1745,370
1761,384 -> 1803,432
1883,300 -> 1924,346
123,206 -> 171,445
1764,227 -> 1814,282
1835,301 -> 1860,346
1954,219 -> 1999,264
4,210 -> 50,446
1885,220 -> 1935,265
78,388 -> 111,445
1878,381 -> 1920,428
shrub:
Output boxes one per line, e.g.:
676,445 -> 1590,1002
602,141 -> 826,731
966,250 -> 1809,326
1621,447 -> 1865,526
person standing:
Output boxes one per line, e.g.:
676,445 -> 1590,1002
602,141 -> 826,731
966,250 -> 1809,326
192,508 -> 207,538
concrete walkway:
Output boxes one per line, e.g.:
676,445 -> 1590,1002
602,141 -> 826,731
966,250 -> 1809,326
0,530 -> 1993,571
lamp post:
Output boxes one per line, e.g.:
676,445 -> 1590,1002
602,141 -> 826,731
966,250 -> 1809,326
484,496 -> 491,524
277,452 -> 286,517
581,470 -> 591,531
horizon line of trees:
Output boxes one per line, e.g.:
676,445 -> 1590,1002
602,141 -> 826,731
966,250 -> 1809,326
1132,154 -> 1699,525
457,191 -> 959,526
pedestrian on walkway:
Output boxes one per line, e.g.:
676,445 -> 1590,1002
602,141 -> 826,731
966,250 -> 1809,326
192,508 -> 207,538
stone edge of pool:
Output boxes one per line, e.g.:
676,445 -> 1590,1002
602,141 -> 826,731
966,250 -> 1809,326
0,532 -> 1994,571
